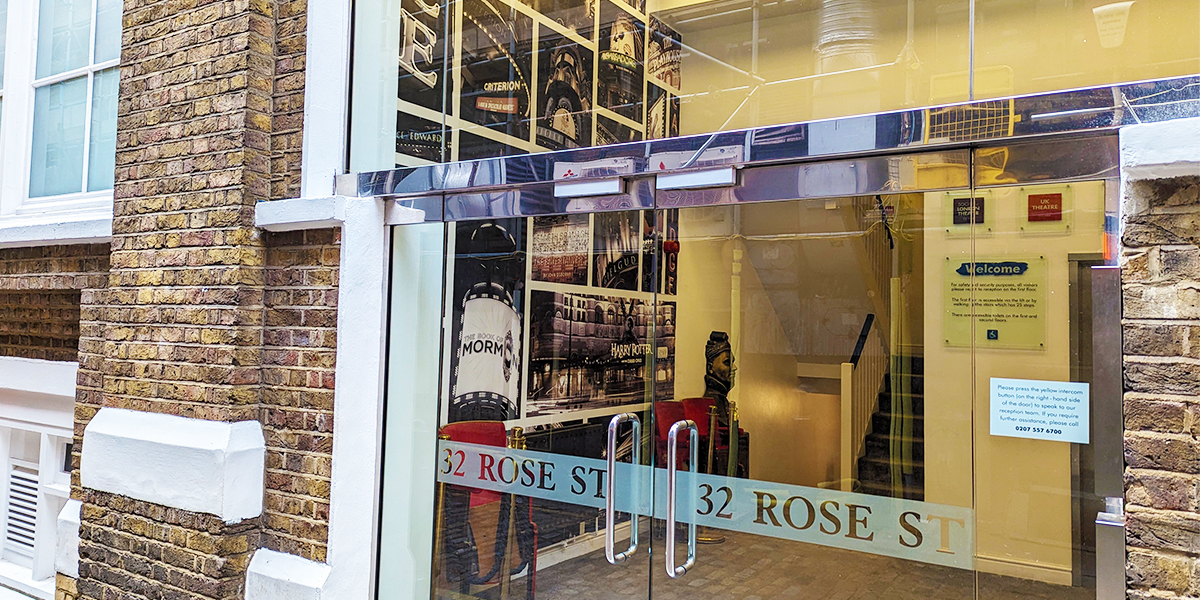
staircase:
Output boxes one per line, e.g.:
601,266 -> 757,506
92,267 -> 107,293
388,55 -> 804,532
857,355 -> 925,500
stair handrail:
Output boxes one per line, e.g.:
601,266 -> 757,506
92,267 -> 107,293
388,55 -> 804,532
841,314 -> 889,489
849,313 -> 876,367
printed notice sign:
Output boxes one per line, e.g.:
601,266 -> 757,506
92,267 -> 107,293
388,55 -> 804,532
991,378 -> 1089,444
944,256 -> 1047,349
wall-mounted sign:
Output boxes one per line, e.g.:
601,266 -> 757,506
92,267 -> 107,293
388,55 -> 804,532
943,190 -> 993,238
1027,193 -> 1063,222
1093,1 -> 1135,48
990,378 -> 1090,444
1020,185 -> 1074,234
952,197 -> 985,225
944,256 -> 1047,349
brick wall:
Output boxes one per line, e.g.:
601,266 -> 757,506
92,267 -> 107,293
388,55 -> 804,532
69,0 -> 318,595
1120,175 -> 1200,600
272,0 -> 307,200
0,245 -> 109,362
0,290 -> 82,361
260,229 -> 338,562
79,490 -> 259,599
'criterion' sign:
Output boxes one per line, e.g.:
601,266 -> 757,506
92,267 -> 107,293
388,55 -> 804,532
991,377 -> 1090,444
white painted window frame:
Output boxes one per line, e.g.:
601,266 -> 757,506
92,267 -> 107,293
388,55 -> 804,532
0,0 -> 116,239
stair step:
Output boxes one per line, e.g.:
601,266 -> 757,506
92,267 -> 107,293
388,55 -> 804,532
859,480 -> 925,501
864,434 -> 925,461
883,374 -> 925,396
871,412 -> 925,437
891,355 -> 924,373
857,456 -> 924,484
877,392 -> 924,415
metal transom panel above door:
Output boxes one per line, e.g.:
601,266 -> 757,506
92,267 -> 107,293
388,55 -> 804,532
377,145 -> 1124,600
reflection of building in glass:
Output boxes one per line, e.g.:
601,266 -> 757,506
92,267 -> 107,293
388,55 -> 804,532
527,290 -> 674,416
593,211 -> 640,290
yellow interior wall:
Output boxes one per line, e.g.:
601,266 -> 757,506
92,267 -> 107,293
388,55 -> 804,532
923,181 -> 1106,584
673,204 -> 842,488
649,0 -> 1198,132
973,0 -> 1200,98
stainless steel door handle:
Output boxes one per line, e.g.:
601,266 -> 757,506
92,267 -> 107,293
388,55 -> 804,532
666,419 -> 698,578
605,413 -> 642,564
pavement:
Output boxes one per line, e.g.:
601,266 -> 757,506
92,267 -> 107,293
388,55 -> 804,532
486,529 -> 1095,600
0,587 -> 34,600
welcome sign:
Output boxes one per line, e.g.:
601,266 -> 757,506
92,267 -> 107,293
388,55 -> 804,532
437,440 -> 975,569
944,256 -> 1047,349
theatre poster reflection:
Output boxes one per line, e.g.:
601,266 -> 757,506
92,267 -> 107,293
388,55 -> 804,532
443,212 -> 677,426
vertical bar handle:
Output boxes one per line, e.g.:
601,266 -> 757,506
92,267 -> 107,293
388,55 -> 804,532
605,413 -> 642,564
666,419 -> 698,578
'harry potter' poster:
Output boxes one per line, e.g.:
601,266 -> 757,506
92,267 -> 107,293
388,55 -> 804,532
537,33 -> 593,151
526,291 -> 675,417
447,220 -> 527,422
593,210 -> 640,290
598,1 -> 644,122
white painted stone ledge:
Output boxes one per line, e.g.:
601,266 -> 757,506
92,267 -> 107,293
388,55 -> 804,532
55,499 -> 81,579
246,549 -> 332,600
1120,116 -> 1200,182
80,408 -> 265,524
0,356 -> 78,398
0,211 -> 112,249
255,196 -> 424,232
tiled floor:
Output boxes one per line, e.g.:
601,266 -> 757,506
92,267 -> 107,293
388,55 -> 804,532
519,530 -> 1094,600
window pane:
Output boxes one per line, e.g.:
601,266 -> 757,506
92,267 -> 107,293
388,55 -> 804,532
975,0 -> 1200,99
94,0 -> 120,64
30,77 -> 87,197
36,0 -> 92,79
350,0 -> 971,167
87,68 -> 118,191
0,0 -> 9,87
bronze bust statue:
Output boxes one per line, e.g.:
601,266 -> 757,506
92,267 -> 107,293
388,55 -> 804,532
703,331 -> 736,428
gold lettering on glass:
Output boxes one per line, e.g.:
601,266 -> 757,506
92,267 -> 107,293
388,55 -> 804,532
926,514 -> 966,555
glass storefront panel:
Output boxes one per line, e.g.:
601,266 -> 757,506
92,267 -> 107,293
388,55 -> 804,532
350,0 -> 1199,170
379,222 -> 448,600
967,177 -> 1117,598
378,143 -> 1120,599
414,214 -> 659,599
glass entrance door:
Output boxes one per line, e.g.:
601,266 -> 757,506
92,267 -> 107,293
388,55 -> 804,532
644,161 -> 1115,600
420,214 -> 659,600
